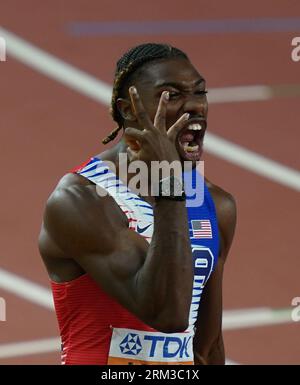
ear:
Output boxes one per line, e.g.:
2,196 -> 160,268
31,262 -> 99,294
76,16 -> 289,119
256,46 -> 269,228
116,98 -> 136,122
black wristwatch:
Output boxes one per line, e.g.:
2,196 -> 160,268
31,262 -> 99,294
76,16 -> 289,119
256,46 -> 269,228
155,176 -> 186,201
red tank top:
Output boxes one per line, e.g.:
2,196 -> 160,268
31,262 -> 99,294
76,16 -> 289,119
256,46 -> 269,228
51,274 -> 154,365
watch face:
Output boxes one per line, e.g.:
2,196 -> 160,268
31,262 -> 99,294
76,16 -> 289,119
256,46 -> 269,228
161,176 -> 183,197
173,177 -> 184,197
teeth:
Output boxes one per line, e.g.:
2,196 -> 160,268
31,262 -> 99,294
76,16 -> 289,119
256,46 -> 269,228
188,123 -> 202,131
183,144 -> 199,152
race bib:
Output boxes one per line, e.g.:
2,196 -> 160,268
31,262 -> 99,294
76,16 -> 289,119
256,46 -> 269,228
107,327 -> 194,365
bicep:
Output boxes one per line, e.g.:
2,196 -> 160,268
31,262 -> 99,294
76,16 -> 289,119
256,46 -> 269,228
43,184 -> 149,312
74,228 -> 149,312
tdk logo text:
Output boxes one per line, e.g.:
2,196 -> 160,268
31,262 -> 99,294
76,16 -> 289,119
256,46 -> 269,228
119,333 -> 191,358
145,335 -> 191,358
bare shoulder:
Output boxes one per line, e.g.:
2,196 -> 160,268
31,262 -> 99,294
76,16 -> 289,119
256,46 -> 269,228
206,179 -> 236,220
48,172 -> 104,214
42,172 -> 128,257
55,171 -> 92,189
206,179 -> 237,259
46,172 -> 101,222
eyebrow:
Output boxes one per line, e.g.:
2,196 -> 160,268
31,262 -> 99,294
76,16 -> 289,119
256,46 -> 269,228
155,78 -> 206,89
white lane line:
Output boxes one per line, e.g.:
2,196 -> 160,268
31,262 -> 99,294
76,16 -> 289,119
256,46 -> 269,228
0,337 -> 60,359
223,307 -> 296,330
225,359 -> 240,365
0,268 -> 54,310
0,268 -> 296,330
1,26 -> 300,191
0,27 -> 112,104
205,133 -> 300,191
208,85 -> 271,103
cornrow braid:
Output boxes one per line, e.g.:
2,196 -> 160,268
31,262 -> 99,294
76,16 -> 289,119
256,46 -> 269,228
102,43 -> 188,144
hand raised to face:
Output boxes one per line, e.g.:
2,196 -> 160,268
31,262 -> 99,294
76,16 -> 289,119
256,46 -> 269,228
124,86 -> 189,164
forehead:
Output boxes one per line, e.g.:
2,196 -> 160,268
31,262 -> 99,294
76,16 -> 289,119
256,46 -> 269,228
137,57 -> 204,88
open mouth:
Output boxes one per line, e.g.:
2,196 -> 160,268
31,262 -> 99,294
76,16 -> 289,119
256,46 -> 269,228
177,120 -> 206,160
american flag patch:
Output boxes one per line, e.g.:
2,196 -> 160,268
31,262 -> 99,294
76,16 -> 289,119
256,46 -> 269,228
191,220 -> 212,238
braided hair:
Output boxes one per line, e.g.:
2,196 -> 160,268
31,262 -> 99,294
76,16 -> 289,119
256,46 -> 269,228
102,43 -> 189,144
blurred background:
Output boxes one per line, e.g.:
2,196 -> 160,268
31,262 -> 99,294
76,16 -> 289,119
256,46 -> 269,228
0,0 -> 299,364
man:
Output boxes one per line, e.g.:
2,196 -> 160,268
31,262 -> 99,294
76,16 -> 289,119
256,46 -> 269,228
38,43 -> 236,365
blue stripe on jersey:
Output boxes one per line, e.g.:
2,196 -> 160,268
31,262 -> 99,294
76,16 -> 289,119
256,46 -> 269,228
183,168 -> 219,273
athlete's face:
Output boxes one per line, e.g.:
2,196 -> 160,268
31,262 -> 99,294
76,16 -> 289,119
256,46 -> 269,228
131,58 -> 208,162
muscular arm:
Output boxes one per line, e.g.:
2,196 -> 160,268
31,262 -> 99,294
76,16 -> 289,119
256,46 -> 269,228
193,186 -> 237,364
41,175 -> 193,333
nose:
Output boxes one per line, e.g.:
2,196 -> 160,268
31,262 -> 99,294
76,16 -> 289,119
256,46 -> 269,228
182,94 -> 208,118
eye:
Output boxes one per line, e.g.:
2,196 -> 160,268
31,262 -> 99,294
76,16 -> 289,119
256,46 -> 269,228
195,90 -> 208,96
168,91 -> 181,100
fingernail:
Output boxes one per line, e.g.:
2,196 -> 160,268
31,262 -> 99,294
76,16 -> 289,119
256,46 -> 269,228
130,86 -> 137,94
184,113 -> 190,120
164,91 -> 169,101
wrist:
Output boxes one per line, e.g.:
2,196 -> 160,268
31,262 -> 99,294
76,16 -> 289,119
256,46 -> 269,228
153,175 -> 186,201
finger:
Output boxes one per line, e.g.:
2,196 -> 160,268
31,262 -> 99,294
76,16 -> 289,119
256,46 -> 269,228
124,127 -> 144,151
167,113 -> 190,142
124,127 -> 145,141
153,91 -> 169,132
129,86 -> 153,130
